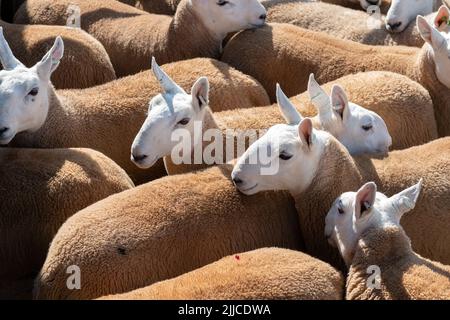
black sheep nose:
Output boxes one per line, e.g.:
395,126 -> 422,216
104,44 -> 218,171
259,14 -> 267,21
132,154 -> 148,162
0,127 -> 9,135
232,177 -> 244,186
387,22 -> 402,31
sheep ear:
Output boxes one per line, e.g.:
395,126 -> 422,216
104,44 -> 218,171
191,77 -> 209,112
276,84 -> 302,125
35,36 -> 64,80
151,57 -> 186,95
298,118 -> 313,149
308,74 -> 331,119
330,85 -> 350,121
418,16 -> 447,50
389,179 -> 423,221
434,5 -> 450,29
354,182 -> 377,221
0,27 -> 23,70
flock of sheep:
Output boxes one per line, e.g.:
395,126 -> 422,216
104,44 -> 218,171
1,0 -> 450,300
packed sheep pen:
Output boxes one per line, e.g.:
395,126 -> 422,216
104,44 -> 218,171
1,0 -> 450,301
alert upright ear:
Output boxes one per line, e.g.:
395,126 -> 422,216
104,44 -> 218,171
191,77 -> 209,112
354,182 -> 377,220
330,85 -> 350,121
418,15 -> 447,51
35,36 -> 64,80
276,83 -> 302,125
298,118 -> 313,148
0,26 -> 24,70
434,5 -> 450,29
389,179 -> 423,221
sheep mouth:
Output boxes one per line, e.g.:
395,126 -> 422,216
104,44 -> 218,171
0,134 -> 15,146
248,23 -> 265,29
239,183 -> 259,194
133,155 -> 159,169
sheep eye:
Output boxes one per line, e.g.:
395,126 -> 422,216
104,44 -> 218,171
362,124 -> 373,131
178,118 -> 191,126
338,201 -> 345,215
217,0 -> 229,6
28,88 -> 39,97
279,152 -> 293,161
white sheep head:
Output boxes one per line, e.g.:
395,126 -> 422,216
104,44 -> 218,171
231,118 -> 328,196
189,0 -> 267,39
0,28 -> 63,145
307,75 -> 392,155
417,7 -> 450,89
131,57 -> 209,169
386,0 -> 435,32
325,180 -> 423,266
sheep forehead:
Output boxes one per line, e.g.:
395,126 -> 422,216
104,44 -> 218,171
348,103 -> 375,123
0,69 -> 38,92
262,124 -> 299,149
149,93 -> 192,118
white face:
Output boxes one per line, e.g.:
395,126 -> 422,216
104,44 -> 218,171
231,119 -> 328,196
325,180 -> 422,265
417,13 -> 450,89
386,0 -> 434,32
0,29 -> 63,145
308,77 -> 392,156
131,58 -> 209,169
189,0 -> 267,38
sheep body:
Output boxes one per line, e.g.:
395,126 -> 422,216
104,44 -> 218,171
1,21 -> 115,89
222,23 -> 450,136
0,147 -> 133,300
265,0 -> 425,47
33,165 -> 303,300
10,58 -> 269,185
100,248 -> 344,300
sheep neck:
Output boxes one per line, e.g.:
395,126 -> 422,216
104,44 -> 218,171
409,46 -> 450,136
346,226 -> 414,300
169,0 -> 222,60
293,137 -> 363,271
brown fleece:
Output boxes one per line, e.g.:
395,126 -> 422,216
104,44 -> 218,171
294,136 -> 450,270
9,58 -> 269,185
265,0 -> 424,47
33,165 -> 304,300
221,23 -> 450,137
347,226 -> 450,300
15,0 -> 223,77
0,20 -> 115,89
99,248 -> 344,300
0,148 -> 133,300
165,71 -> 437,175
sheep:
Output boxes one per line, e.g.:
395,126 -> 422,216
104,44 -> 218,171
0,147 -> 134,300
232,120 -> 450,270
0,21 -> 115,89
326,181 -> 450,299
386,0 -> 442,32
0,31 -> 269,184
221,16 -> 450,137
99,248 -> 344,300
264,0 -> 430,47
131,61 -> 435,175
14,0 -> 267,77
33,164 -> 303,300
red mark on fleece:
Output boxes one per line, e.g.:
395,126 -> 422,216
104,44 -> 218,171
235,255 -> 240,261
